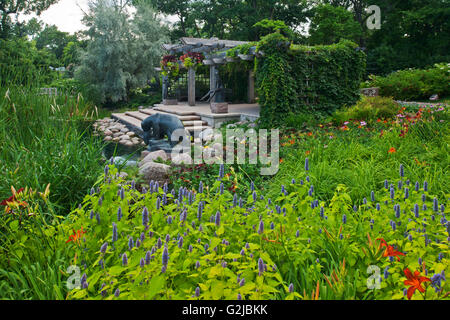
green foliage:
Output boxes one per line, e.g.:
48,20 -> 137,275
366,0 -> 450,75
0,86 -> 104,213
148,0 -> 309,41
256,33 -> 366,127
332,96 -> 402,125
270,105 -> 449,204
75,0 -> 168,105
362,63 -> 450,101
0,187 -> 72,299
51,156 -> 449,300
0,38 -> 58,86
374,63 -> 450,99
0,0 -> 59,38
308,4 -> 362,46
253,19 -> 296,41
35,24 -> 77,61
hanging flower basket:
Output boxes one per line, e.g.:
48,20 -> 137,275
238,54 -> 253,61
213,57 -> 225,64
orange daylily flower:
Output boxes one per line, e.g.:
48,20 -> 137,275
279,158 -> 284,164
388,147 -> 397,154
305,150 -> 311,156
377,238 -> 405,261
403,268 -> 431,300
307,132 -> 313,137
66,227 -> 87,245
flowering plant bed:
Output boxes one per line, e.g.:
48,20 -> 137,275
60,159 -> 449,300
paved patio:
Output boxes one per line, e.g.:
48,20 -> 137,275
154,102 -> 260,118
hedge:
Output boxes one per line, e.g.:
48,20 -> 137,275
255,33 -> 366,127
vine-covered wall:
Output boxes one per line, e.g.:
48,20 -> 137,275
255,33 -> 366,127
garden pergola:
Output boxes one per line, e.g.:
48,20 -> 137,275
159,37 -> 257,106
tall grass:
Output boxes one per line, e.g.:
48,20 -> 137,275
265,119 -> 449,204
0,86 -> 104,213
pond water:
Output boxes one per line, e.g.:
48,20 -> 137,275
102,141 -> 145,164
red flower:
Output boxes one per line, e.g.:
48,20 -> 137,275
403,268 -> 430,300
1,188 -> 25,206
66,227 -> 87,245
388,147 -> 397,154
377,238 -> 405,261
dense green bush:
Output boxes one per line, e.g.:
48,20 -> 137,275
331,96 -> 402,125
362,63 -> 450,101
0,38 -> 58,86
256,33 -> 366,127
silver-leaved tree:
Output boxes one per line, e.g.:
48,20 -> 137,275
75,0 -> 168,104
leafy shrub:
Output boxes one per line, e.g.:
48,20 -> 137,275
362,63 -> 450,101
61,162 -> 448,300
256,33 -> 366,127
332,96 -> 401,125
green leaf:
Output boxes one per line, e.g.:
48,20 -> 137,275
148,275 -> 165,299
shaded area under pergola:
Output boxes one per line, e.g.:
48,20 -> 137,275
158,37 -> 257,107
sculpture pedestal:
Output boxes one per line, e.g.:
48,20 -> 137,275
210,102 -> 229,114
163,99 -> 178,105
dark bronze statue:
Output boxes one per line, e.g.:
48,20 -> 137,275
141,113 -> 188,152
162,75 -> 169,100
201,68 -> 226,103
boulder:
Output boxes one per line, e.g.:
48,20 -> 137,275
139,162 -> 170,182
104,136 -> 113,142
104,129 -> 113,136
172,153 -> 193,165
127,131 -> 136,137
140,150 -> 169,167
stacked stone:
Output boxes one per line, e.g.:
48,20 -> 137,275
93,118 -> 146,147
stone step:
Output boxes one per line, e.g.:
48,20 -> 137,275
185,126 -> 211,138
153,106 -> 198,116
139,108 -> 202,121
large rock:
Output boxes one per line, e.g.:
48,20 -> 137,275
172,153 -> 193,165
140,150 -> 169,167
139,162 -> 170,182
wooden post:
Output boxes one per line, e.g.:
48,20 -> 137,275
188,67 -> 196,106
248,70 -> 255,103
210,65 -> 216,103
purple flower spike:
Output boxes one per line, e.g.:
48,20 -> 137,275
288,283 -> 294,293
122,253 -> 128,266
342,214 -> 347,224
239,278 -> 245,287
142,207 -> 149,227
424,181 -> 428,192
140,258 -> 145,268
162,246 -> 169,266
112,223 -> 118,242
215,211 -> 221,227
195,261 -> 200,269
399,164 -> 404,178
145,251 -> 151,265
305,158 -> 309,171
258,220 -> 264,234
117,207 -> 122,221
237,293 -> 242,300
433,198 -> 439,212
195,287 -> 200,297
100,242 -> 108,254
114,288 -> 120,297
178,236 -> 184,249
258,258 -> 264,276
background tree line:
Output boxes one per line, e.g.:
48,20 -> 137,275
1,0 -> 448,103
